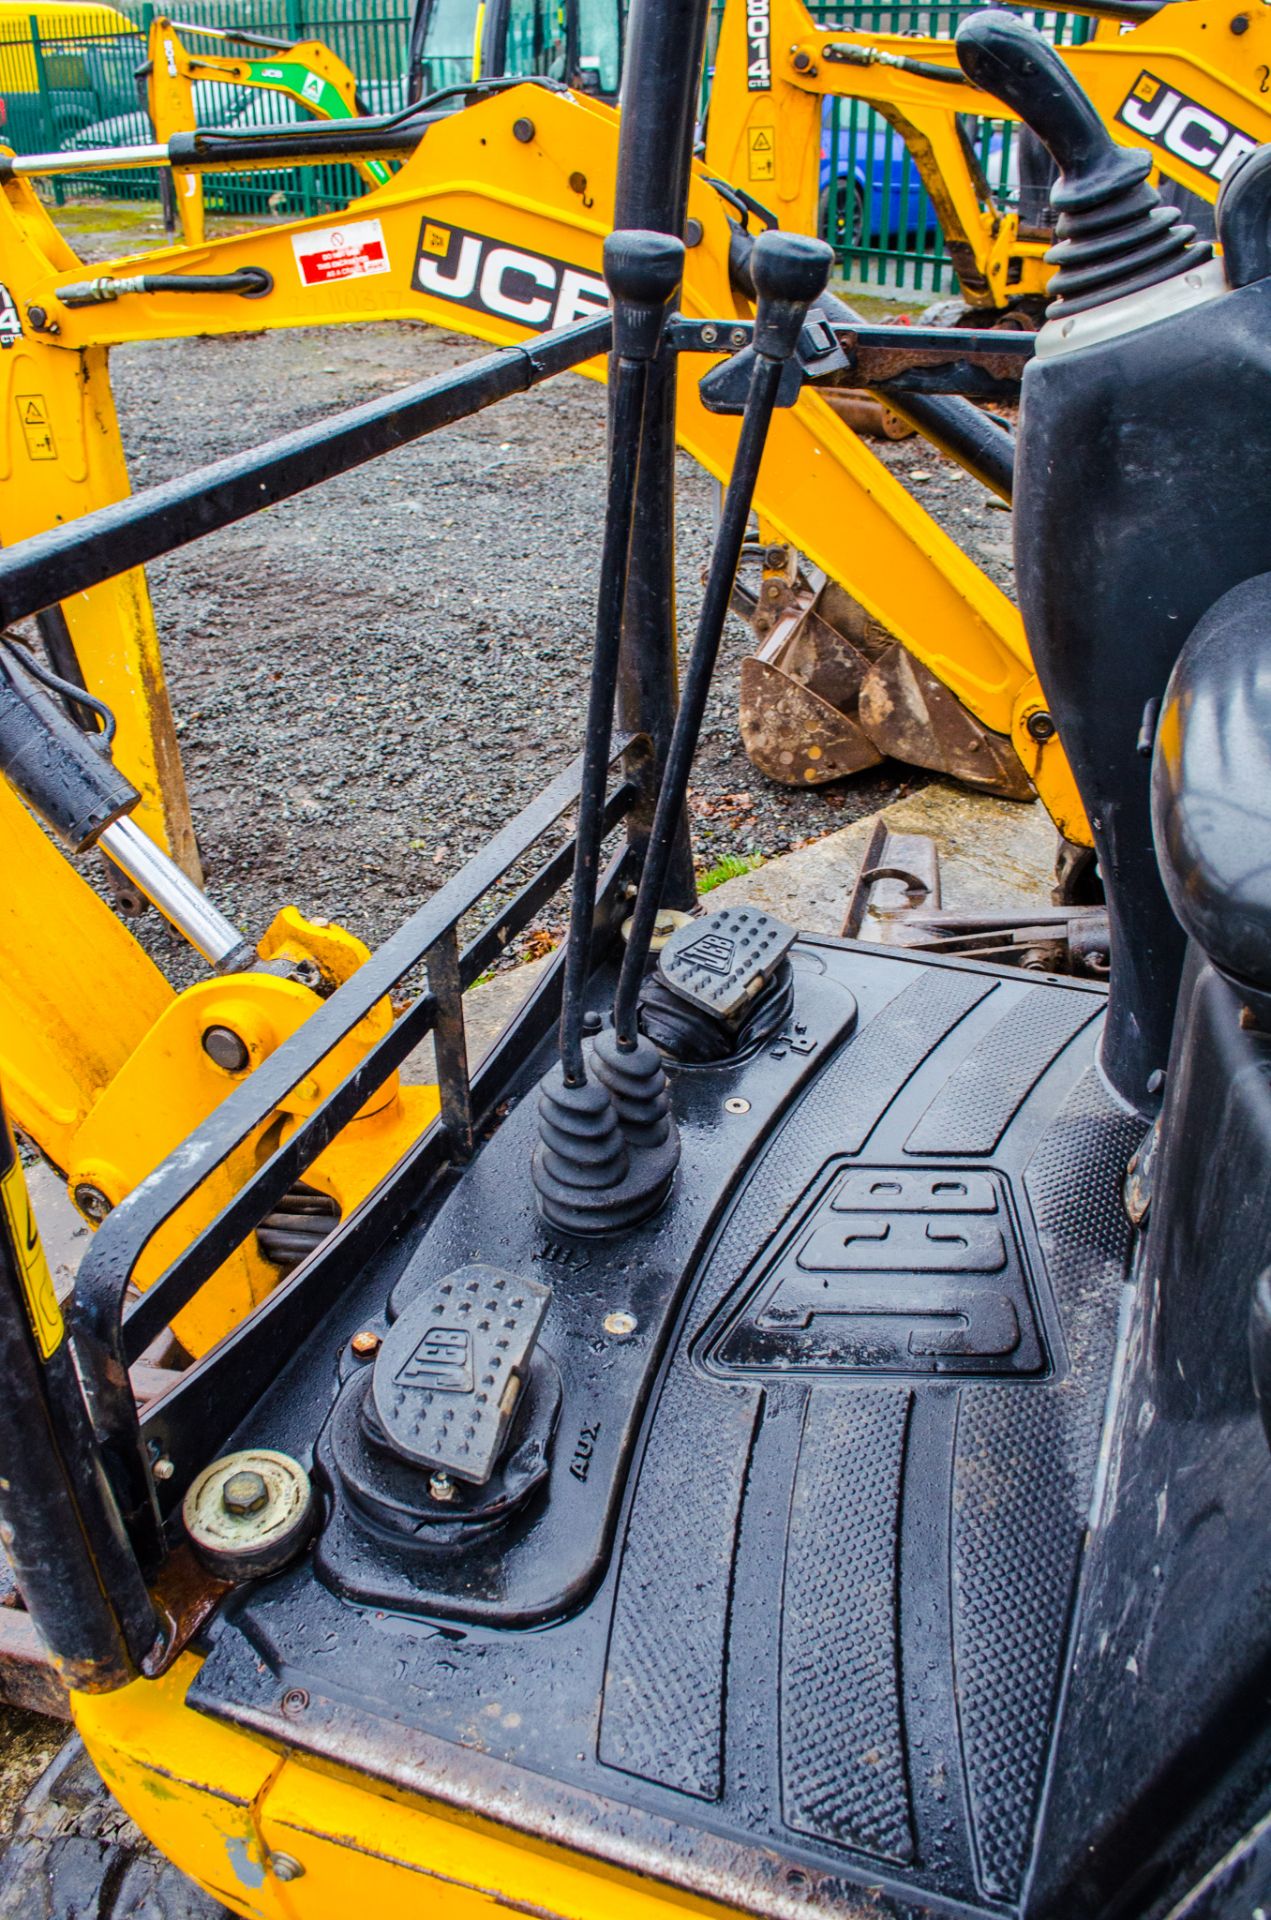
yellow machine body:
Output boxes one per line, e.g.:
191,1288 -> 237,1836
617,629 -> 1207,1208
704,0 -> 1271,312
0,0 -> 133,95
74,1657 -> 734,1920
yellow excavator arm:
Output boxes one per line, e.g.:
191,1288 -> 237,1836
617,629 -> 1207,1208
145,15 -> 391,247
704,0 -> 1271,311
0,83 -> 1068,824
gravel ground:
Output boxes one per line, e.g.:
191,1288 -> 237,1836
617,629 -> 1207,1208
54,202 -> 1017,980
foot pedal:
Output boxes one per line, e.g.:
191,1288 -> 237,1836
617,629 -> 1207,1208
373,1265 -> 551,1486
658,906 -> 796,1021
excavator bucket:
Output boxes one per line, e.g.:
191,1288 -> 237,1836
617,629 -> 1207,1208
738,560 -> 1034,796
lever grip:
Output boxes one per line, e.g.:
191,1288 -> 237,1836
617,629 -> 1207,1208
603,229 -> 686,361
750,229 -> 833,360
955,10 -> 1148,211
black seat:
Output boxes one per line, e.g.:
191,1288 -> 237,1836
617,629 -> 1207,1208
1153,571 -> 1271,994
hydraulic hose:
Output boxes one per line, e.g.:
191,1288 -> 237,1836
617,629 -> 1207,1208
58,267 -> 273,307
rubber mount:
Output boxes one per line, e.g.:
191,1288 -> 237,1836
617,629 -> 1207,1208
532,1029 -> 680,1235
372,1264 -> 551,1486
182,1447 -> 315,1582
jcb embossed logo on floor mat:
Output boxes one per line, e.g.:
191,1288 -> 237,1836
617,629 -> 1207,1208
1115,70 -> 1257,182
412,220 -> 608,330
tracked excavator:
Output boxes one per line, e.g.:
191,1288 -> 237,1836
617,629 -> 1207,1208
0,7 -> 1270,1916
5,0 -> 1263,1316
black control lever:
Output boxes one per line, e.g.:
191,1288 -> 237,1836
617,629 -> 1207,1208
532,230 -> 685,1235
554,228 -> 683,1092
956,11 -> 1209,314
611,229 -> 833,1049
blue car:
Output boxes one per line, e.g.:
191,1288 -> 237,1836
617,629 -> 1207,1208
820,108 -> 1009,251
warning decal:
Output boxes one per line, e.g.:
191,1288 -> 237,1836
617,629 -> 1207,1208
748,125 -> 775,182
16,394 -> 56,462
292,217 -> 391,287
0,1129 -> 63,1360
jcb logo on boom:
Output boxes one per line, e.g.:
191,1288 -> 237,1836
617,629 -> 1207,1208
1116,71 -> 1257,183
746,0 -> 772,92
412,220 -> 608,330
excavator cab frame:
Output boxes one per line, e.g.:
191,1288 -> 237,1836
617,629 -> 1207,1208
406,0 -> 625,104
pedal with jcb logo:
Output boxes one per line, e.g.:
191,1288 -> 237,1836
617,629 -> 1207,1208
658,905 -> 795,1020
373,1263 -> 552,1486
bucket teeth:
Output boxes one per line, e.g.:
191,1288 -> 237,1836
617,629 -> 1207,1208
739,565 -> 1034,801
859,644 -> 1034,800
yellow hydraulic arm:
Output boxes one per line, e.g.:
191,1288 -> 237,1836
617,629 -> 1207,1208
144,15 -> 391,247
0,82 -> 1077,832
704,0 -> 1271,312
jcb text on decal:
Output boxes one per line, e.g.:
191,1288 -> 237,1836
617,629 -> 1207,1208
412,221 -> 608,330
1116,71 -> 1257,183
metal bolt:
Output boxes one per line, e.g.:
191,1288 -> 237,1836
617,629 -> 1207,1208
202,1025 -> 250,1072
280,1687 -> 310,1716
222,1469 -> 269,1517
604,1310 -> 638,1337
685,218 -> 703,248
1233,11 -> 1251,28
73,1183 -> 112,1223
429,1472 -> 457,1504
793,47 -> 811,68
1026,710 -> 1056,744
724,1097 -> 751,1115
27,306 -> 46,330
152,1457 -> 175,1483
351,1328 -> 381,1358
568,170 -> 587,193
729,326 -> 748,347
701,323 -> 718,345
512,116 -> 535,143
271,1854 -> 306,1882
582,1010 -> 603,1034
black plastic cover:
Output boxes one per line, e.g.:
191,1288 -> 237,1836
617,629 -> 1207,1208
1152,572 -> 1271,995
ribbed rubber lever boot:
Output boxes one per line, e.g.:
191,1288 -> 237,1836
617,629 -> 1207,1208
956,10 -> 1211,316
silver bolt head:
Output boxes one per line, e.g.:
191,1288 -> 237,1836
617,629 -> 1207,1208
429,1472 -> 457,1504
222,1469 -> 269,1517
271,1853 -> 305,1882
202,1024 -> 250,1073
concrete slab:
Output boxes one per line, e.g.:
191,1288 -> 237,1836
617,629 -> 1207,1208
22,1158 -> 90,1306
706,781 -> 1056,932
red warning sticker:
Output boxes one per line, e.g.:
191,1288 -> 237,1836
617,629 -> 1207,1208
292,217 -> 390,287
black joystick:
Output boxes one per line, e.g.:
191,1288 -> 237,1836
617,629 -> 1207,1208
532,229 -> 685,1237
611,228 -> 831,1060
956,11 -> 1210,315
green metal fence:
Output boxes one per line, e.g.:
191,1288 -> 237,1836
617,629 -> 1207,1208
0,0 -> 1088,290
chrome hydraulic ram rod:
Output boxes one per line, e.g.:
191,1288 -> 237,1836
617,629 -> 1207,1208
98,818 -> 254,973
612,228 -> 833,1046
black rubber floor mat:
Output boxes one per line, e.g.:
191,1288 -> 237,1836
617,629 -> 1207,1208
192,947 -> 1138,1920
